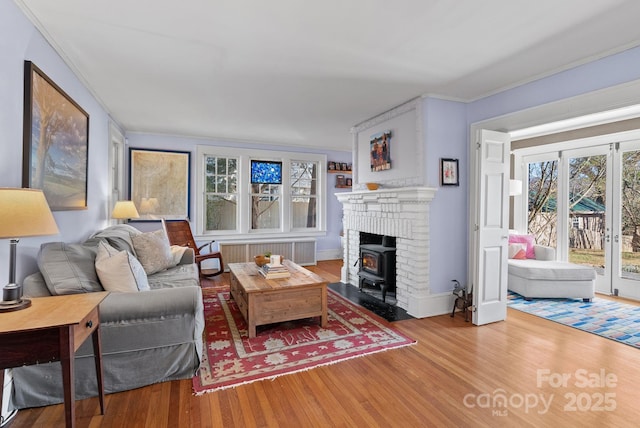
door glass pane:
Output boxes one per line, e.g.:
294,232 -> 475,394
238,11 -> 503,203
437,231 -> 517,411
568,155 -> 607,273
621,150 -> 640,280
527,160 -> 558,247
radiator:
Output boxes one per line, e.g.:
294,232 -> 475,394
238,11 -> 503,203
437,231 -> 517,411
219,238 -> 316,268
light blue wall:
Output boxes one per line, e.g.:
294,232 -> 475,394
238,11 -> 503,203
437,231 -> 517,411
422,97 -> 468,293
451,44 -> 640,296
125,133 -> 351,253
0,0 -> 112,282
5,0 -> 640,292
469,45 -> 640,124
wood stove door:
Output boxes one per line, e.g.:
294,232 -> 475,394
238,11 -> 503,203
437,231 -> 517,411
361,252 -> 379,275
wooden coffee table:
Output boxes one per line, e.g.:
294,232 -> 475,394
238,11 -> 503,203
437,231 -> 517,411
229,260 -> 328,338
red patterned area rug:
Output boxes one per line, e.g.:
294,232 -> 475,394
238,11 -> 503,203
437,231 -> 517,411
193,286 -> 416,395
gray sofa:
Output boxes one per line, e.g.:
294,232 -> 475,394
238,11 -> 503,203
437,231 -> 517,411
11,225 -> 204,409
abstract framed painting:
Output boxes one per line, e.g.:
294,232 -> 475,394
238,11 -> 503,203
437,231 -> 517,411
23,61 -> 89,210
129,148 -> 191,221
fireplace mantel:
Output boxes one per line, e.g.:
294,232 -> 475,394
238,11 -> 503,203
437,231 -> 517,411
335,186 -> 437,204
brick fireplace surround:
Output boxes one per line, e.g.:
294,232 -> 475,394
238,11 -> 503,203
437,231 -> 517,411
336,187 -> 437,317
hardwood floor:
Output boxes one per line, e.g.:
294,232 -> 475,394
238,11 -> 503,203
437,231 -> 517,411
9,260 -> 640,427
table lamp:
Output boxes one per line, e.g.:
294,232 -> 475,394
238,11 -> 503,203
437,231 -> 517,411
111,200 -> 140,223
0,188 -> 59,312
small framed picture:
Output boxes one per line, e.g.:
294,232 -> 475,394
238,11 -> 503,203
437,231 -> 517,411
340,162 -> 348,171
440,158 -> 459,186
346,178 -> 352,187
328,161 -> 336,171
336,174 -> 345,186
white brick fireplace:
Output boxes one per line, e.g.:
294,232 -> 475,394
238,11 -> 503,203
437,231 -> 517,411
336,186 -> 437,317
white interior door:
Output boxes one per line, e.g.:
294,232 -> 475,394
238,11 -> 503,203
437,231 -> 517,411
471,129 -> 510,325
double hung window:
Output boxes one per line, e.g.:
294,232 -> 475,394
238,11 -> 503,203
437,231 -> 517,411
196,146 -> 326,238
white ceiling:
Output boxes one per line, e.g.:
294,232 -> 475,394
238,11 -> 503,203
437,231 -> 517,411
15,0 -> 640,151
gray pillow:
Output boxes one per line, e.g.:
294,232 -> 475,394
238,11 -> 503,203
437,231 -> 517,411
131,229 -> 174,275
84,224 -> 141,254
37,242 -> 103,295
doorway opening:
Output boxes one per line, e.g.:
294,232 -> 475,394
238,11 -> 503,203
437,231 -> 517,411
513,134 -> 640,300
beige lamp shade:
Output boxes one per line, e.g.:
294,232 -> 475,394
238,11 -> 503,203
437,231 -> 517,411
0,188 -> 59,238
111,201 -> 140,219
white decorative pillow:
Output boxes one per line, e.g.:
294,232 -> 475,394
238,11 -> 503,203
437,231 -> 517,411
131,229 -> 174,275
95,241 -> 149,292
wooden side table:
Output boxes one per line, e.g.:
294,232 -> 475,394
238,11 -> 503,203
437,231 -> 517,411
0,292 -> 108,428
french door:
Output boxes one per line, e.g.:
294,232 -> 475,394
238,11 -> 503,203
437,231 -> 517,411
523,140 -> 640,299
612,140 -> 640,299
564,146 -> 611,294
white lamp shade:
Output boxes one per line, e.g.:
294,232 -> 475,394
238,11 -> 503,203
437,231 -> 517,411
0,188 -> 59,238
509,179 -> 523,196
111,201 -> 140,219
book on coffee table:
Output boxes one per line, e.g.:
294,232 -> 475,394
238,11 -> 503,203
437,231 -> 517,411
259,263 -> 291,279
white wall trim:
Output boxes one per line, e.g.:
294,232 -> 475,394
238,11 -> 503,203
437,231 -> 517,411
317,248 -> 342,261
350,98 -> 425,189
408,292 -> 456,318
475,78 -> 640,136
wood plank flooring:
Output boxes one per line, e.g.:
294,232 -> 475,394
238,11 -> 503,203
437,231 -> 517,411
8,260 -> 640,427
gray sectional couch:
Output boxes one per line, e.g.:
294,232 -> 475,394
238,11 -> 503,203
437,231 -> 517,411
11,224 -> 204,409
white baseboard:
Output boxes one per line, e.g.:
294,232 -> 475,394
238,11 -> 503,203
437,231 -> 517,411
317,249 -> 342,261
408,292 -> 456,319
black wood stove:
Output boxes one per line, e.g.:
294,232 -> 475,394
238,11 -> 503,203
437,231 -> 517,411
357,234 -> 396,302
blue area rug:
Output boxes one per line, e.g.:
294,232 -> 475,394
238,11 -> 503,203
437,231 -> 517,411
507,292 -> 640,349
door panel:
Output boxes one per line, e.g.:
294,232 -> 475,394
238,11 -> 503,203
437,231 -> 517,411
473,130 -> 510,325
565,148 -> 610,294
613,142 -> 640,299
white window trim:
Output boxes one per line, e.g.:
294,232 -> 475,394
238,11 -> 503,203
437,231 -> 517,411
108,121 -> 126,224
195,145 -> 327,241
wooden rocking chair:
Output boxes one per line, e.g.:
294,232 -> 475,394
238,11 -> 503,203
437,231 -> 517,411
161,219 -> 224,277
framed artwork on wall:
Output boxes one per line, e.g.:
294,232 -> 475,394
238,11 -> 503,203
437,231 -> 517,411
129,148 -> 191,221
440,158 -> 459,186
22,61 -> 89,210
